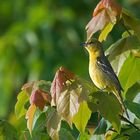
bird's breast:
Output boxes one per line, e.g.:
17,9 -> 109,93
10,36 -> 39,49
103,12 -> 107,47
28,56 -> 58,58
89,61 -> 107,90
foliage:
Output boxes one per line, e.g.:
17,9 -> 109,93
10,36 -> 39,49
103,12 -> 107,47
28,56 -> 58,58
0,0 -> 140,139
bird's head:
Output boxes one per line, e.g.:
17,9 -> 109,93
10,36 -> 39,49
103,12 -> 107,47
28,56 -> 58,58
83,39 -> 103,57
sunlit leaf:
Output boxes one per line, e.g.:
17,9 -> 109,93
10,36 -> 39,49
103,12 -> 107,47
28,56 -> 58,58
77,132 -> 90,140
86,0 -> 121,41
105,36 -> 140,74
119,55 -> 140,93
57,83 -> 81,125
51,67 -> 75,106
73,101 -> 91,133
15,91 -> 29,119
90,134 -> 104,140
46,107 -> 61,140
88,92 -> 122,132
106,36 -> 140,60
99,23 -> 114,42
26,104 -> 37,135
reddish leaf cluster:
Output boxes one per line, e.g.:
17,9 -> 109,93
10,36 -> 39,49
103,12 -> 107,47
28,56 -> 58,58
30,89 -> 51,110
22,80 -> 51,110
86,0 -> 122,41
50,66 -> 75,106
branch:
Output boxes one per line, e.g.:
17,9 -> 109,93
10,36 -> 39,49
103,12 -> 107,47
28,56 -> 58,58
119,115 -> 140,132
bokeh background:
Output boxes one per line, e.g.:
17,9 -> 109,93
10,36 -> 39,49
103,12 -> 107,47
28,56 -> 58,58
0,0 -> 140,133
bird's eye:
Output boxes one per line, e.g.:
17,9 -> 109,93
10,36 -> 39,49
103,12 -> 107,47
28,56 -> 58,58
88,41 -> 93,45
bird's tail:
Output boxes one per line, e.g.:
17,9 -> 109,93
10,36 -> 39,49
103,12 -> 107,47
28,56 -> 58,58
117,91 -> 129,119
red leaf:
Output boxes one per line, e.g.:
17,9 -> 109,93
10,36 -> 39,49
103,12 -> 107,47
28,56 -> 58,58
51,67 -> 75,106
86,0 -> 122,41
93,0 -> 121,17
30,89 -> 51,110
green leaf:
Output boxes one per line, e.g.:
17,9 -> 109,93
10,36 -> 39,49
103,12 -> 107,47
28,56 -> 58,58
59,128 -> 75,140
19,130 -> 51,140
88,92 -> 122,132
106,36 -> 140,59
105,36 -> 140,74
119,55 -> 140,93
94,118 -> 107,135
125,100 -> 140,119
129,131 -> 140,140
26,105 -> 41,135
122,9 -> 140,41
99,23 -> 114,42
36,80 -> 51,93
15,91 -> 29,119
77,132 -> 90,140
46,107 -> 61,140
73,101 -> 91,133
125,82 -> 140,101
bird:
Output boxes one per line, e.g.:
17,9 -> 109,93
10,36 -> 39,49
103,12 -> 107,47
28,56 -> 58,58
83,39 -> 129,118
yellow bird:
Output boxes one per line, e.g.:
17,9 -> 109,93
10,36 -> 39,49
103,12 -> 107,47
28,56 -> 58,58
84,39 -> 129,118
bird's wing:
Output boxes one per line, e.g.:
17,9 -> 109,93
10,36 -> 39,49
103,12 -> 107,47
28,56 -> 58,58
96,55 -> 123,91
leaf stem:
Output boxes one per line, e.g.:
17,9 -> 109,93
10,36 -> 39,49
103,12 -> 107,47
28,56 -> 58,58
119,115 -> 140,132
120,20 -> 132,36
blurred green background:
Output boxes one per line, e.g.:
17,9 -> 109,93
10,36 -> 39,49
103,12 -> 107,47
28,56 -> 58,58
0,0 -> 140,130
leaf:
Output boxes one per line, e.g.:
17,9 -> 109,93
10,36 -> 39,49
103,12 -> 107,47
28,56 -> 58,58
15,91 -> 29,119
86,0 -> 121,41
57,83 -> 81,125
94,118 -> 107,135
22,81 -> 34,94
105,36 -> 140,74
22,80 -> 51,96
129,131 -> 140,140
30,89 -> 51,110
119,55 -> 140,93
99,23 -> 114,42
106,36 -> 140,60
76,77 -> 97,102
77,132 -> 90,140
90,134 -> 104,140
73,101 -> 91,133
125,82 -> 140,101
26,104 -> 37,135
125,100 -> 140,119
51,67 -> 75,106
46,107 -> 61,140
59,128 -> 75,140
36,80 -> 51,93
88,92 -> 122,132
122,9 -> 140,41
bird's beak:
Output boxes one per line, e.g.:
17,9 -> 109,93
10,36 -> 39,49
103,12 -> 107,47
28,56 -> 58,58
80,42 -> 87,47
